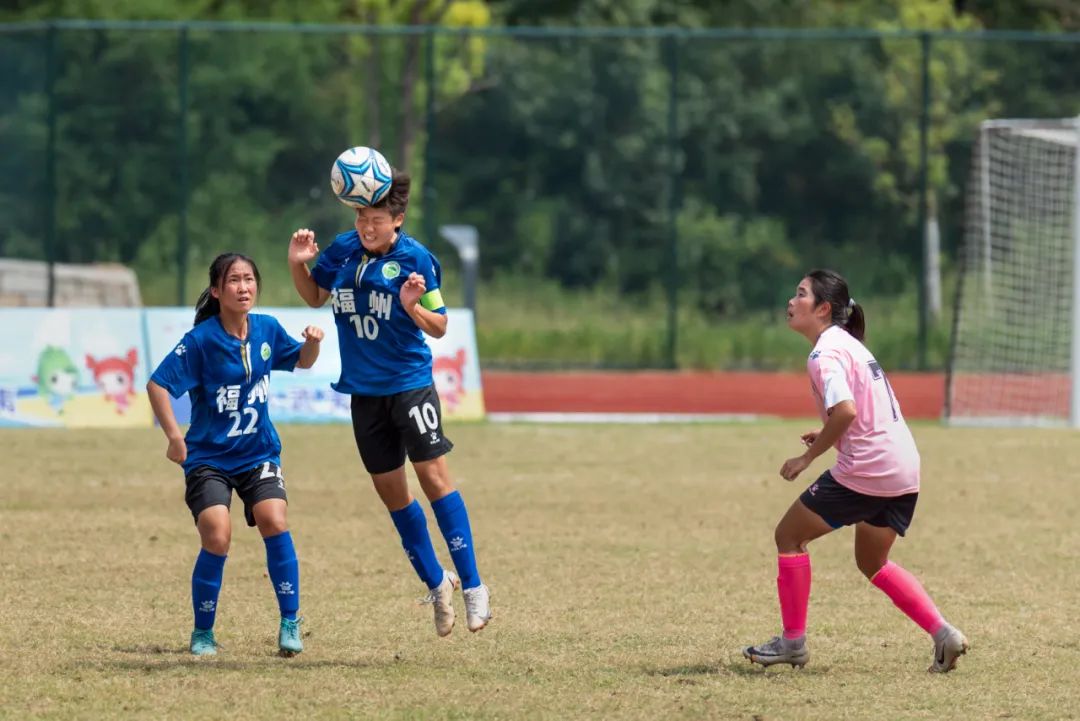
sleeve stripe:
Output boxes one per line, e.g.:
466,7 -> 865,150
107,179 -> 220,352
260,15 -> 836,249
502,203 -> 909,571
420,288 -> 444,311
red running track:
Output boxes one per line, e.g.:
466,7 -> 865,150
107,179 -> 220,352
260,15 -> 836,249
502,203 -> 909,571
481,371 -> 946,420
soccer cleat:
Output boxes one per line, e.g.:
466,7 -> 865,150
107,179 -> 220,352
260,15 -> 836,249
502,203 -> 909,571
463,584 -> 492,632
421,570 -> 459,637
190,628 -> 217,656
278,617 -> 304,657
929,624 -> 969,673
743,636 -> 810,668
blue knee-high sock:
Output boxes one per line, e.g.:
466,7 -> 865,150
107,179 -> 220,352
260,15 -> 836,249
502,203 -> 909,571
263,531 -> 300,621
431,491 -> 481,589
389,500 -> 444,590
192,549 -> 227,630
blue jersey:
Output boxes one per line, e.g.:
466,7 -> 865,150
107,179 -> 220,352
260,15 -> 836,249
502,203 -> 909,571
150,313 -> 303,475
310,229 -> 446,396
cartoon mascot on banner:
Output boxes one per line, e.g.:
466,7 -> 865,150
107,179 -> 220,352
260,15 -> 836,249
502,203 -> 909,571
86,348 -> 138,414
32,346 -> 79,415
433,349 -> 466,413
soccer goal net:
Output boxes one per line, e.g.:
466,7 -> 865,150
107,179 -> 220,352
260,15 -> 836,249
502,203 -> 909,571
947,118 -> 1080,427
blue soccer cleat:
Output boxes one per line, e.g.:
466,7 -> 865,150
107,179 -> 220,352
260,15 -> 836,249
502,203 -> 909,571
278,617 -> 304,657
190,628 -> 217,656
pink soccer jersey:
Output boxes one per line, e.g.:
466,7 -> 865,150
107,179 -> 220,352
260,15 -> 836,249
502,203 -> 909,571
806,326 -> 920,497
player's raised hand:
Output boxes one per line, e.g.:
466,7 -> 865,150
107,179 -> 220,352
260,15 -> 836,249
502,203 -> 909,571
302,325 -> 324,343
166,436 -> 188,465
288,228 -> 320,265
800,430 -> 819,447
399,272 -> 427,307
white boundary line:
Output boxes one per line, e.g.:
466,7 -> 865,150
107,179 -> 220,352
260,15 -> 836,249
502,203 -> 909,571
486,412 -> 773,424
944,415 -> 1068,428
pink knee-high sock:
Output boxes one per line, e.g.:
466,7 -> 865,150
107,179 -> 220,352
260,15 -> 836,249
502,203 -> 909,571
870,561 -> 945,635
777,553 -> 811,639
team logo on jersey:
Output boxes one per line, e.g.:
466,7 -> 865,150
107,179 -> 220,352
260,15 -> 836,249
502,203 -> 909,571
174,343 -> 186,356
260,342 -> 271,361
381,261 -> 401,279
809,350 -> 821,360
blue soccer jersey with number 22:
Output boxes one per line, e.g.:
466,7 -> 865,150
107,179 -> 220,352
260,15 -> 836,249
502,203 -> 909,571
310,229 -> 446,396
150,314 -> 303,475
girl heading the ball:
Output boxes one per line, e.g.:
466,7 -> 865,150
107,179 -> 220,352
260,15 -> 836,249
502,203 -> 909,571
742,269 -> 968,673
147,252 -> 324,657
287,161 -> 492,637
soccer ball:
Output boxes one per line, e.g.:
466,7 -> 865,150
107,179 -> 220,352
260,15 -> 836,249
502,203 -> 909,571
330,146 -> 393,208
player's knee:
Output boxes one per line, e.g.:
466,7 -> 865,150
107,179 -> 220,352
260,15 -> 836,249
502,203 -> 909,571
419,475 -> 454,500
201,532 -> 230,555
773,524 -> 805,554
855,550 -> 886,579
416,463 -> 454,500
258,516 -> 289,537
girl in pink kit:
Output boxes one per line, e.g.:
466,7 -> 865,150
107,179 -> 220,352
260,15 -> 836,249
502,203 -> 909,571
743,269 -> 968,672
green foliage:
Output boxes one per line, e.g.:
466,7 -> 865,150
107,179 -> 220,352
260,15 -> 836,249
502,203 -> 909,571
677,199 -> 800,316
817,2 -> 999,227
454,268 -> 952,371
5,2 -> 1080,368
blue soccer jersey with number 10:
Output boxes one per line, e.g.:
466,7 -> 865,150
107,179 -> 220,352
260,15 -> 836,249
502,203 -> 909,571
310,229 -> 446,396
150,314 -> 303,475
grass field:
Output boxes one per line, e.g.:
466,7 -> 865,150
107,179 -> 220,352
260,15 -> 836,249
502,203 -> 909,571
2,422 -> 1079,720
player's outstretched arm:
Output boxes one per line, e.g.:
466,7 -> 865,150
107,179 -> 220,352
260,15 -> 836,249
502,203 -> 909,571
289,228 -> 331,308
147,379 -> 187,465
297,325 -> 324,369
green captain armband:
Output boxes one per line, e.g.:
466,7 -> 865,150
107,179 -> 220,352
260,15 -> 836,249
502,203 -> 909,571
420,288 -> 445,311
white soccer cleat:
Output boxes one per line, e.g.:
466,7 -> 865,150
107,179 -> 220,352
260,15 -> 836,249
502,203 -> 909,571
929,624 -> 969,673
463,584 -> 492,632
422,570 -> 459,637
743,636 -> 810,668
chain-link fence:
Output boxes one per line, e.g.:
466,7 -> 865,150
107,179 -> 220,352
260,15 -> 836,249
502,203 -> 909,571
5,22 -> 1080,369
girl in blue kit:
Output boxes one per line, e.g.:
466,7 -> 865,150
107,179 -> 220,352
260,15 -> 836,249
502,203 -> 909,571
287,166 -> 491,637
147,252 -> 323,656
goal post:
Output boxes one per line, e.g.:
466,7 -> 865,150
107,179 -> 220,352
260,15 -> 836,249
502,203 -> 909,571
946,117 -> 1080,427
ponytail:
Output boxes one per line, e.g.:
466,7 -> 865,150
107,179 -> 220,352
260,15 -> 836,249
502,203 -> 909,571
193,287 -> 220,326
844,300 -> 866,342
806,268 -> 866,341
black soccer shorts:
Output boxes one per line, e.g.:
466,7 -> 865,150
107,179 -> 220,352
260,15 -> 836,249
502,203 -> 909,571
799,470 -> 918,536
184,461 -> 288,527
350,384 -> 454,475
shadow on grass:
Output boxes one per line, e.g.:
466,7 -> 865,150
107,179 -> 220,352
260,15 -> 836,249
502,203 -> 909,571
644,659 -> 831,678
645,663 -> 725,677
107,645 -> 377,671
112,644 -> 188,655
721,659 -> 830,677
104,658 -> 376,672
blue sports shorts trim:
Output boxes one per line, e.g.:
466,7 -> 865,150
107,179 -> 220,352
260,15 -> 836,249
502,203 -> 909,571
799,470 -> 918,537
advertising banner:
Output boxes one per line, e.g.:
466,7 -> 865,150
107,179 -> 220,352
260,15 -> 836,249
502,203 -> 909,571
141,306 -> 485,425
0,309 -> 151,428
